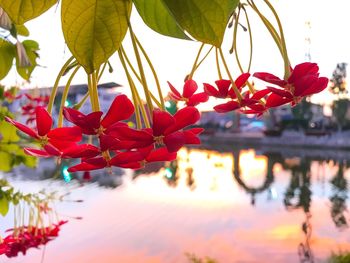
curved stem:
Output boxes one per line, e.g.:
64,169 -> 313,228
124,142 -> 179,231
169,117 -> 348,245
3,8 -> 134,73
91,71 -> 100,111
128,23 -> 154,113
219,48 -> 243,101
73,92 -> 89,110
58,66 -> 80,127
232,6 -> 244,73
194,46 -> 214,72
242,6 -> 253,73
47,56 -> 74,114
263,0 -> 290,78
188,43 -> 205,80
135,36 -> 165,110
215,48 -> 223,79
97,62 -> 108,82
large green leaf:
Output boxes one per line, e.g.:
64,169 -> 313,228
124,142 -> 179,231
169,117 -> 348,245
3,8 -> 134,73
162,0 -> 239,47
0,151 -> 11,172
0,120 -> 20,143
0,195 -> 9,216
132,0 -> 189,40
0,0 -> 58,24
15,40 -> 39,80
61,0 -> 132,74
0,39 -> 15,80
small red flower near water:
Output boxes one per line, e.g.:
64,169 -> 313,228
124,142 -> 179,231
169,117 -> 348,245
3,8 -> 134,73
168,79 -> 209,106
254,62 -> 328,107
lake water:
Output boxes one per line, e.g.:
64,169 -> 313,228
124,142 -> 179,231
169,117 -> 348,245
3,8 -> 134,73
1,145 -> 350,263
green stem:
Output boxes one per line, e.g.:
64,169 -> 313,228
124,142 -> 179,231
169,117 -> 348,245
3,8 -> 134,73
263,0 -> 290,79
215,48 -> 223,79
232,6 -> 245,73
91,71 -> 100,111
135,36 -> 165,110
188,43 -> 205,80
73,92 -> 89,110
194,46 -> 214,72
97,62 -> 108,82
242,6 -> 253,73
219,48 -> 243,102
58,66 -> 80,127
47,56 -> 74,114
128,23 -> 154,113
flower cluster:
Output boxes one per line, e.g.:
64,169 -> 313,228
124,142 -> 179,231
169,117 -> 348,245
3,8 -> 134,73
0,221 -> 67,258
202,62 -> 328,115
6,94 -> 203,173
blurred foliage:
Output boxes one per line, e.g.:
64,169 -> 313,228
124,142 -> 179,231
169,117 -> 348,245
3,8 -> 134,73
328,251 -> 350,263
329,63 -> 347,95
185,253 -> 218,263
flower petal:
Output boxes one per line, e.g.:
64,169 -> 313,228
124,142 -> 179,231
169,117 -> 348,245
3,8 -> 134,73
167,81 -> 182,98
146,147 -> 177,162
24,148 -> 51,157
266,93 -> 292,108
214,101 -> 240,113
187,92 -> 209,106
267,86 -> 293,98
164,131 -> 186,152
300,77 -> 328,96
288,62 -> 318,83
62,144 -> 100,159
35,106 -> 53,136
48,126 -> 82,142
68,157 -> 107,172
251,89 -> 271,100
203,83 -> 220,97
5,117 -> 39,139
253,72 -> 287,87
235,73 -> 250,89
101,95 -> 134,128
183,130 -> 201,145
110,151 -> 144,166
165,106 -> 200,135
183,79 -> 198,98
152,109 -> 175,136
215,79 -> 231,97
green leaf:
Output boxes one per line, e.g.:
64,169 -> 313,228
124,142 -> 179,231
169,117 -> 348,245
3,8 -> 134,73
0,0 -> 58,24
15,24 -> 30,36
0,151 -> 12,172
162,0 -> 239,47
0,195 -> 9,216
61,0 -> 132,74
132,0 -> 189,40
0,39 -> 15,80
0,120 -> 20,142
16,39 -> 39,80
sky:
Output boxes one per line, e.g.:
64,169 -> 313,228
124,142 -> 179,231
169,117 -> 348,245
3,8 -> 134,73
2,0 -> 350,106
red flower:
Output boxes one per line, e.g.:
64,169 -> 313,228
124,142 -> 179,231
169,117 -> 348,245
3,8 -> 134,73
5,106 -> 82,156
204,73 -> 250,99
109,107 -> 201,152
168,79 -> 208,106
63,94 -> 134,135
254,62 -> 328,107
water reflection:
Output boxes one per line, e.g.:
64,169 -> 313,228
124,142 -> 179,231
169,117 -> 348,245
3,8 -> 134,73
1,146 -> 350,262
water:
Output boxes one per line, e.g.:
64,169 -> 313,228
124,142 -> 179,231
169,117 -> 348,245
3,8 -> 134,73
1,145 -> 350,263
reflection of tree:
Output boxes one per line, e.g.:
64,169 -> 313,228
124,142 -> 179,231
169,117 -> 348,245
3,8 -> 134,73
232,150 -> 275,205
283,159 -> 314,263
329,161 -> 348,230
164,160 -> 179,187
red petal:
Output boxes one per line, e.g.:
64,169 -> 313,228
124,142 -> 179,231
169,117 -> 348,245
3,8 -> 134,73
43,144 -> 62,156
107,126 -> 153,146
203,83 -> 220,97
101,95 -> 134,128
167,81 -> 182,98
110,151 -> 144,166
214,101 -> 240,113
300,77 -> 328,96
24,148 -> 51,157
253,72 -> 287,87
183,130 -> 201,145
62,144 -> 100,158
164,131 -> 186,152
49,139 -> 77,151
47,126 -> 82,142
288,62 -> 318,83
183,79 -> 198,98
235,73 -> 250,89
152,110 -> 175,136
187,92 -> 209,106
146,147 -> 177,162
68,157 -> 107,172
186,127 -> 204,135
215,79 -> 231,97
165,107 -> 200,135
5,117 -> 39,139
267,87 -> 293,98
117,162 -> 143,169
266,93 -> 292,108
35,107 -> 52,136
251,89 -> 271,100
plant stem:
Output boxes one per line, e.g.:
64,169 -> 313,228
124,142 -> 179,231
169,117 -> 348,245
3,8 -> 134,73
47,56 -> 74,114
215,48 -> 223,79
188,43 -> 205,80
58,66 -> 80,127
